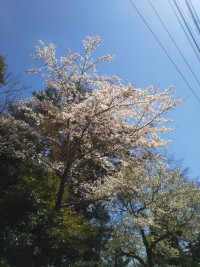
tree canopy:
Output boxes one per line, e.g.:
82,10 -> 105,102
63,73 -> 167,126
0,36 -> 199,267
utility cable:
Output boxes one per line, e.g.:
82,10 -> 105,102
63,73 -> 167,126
189,0 -> 200,28
168,0 -> 200,63
172,0 -> 200,55
147,0 -> 200,91
128,0 -> 200,104
185,0 -> 200,35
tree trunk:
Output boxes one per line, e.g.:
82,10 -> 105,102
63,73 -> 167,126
54,166 -> 70,211
146,248 -> 154,267
140,228 -> 154,267
54,176 -> 66,211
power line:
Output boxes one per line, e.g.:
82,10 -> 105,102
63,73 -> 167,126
185,0 -> 200,35
147,0 -> 200,90
172,0 -> 200,55
128,0 -> 200,104
189,0 -> 200,29
168,0 -> 200,63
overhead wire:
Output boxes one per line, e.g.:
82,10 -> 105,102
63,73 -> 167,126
128,0 -> 200,104
185,0 -> 200,35
168,0 -> 200,63
189,0 -> 200,29
147,0 -> 200,91
172,0 -> 200,55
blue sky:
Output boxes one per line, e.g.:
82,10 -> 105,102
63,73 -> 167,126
1,0 -> 200,177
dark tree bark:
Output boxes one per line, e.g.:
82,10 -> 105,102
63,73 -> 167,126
54,165 -> 71,211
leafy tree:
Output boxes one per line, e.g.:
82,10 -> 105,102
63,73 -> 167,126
0,155 -> 97,266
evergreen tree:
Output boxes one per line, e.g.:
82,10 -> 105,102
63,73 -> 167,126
0,155 -> 97,266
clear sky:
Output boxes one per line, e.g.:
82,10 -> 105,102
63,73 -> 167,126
1,0 -> 200,177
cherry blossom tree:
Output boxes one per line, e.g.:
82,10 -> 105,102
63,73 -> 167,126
4,36 -> 180,211
97,164 -> 200,267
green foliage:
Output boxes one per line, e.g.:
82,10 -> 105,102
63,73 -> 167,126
0,156 -> 96,266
